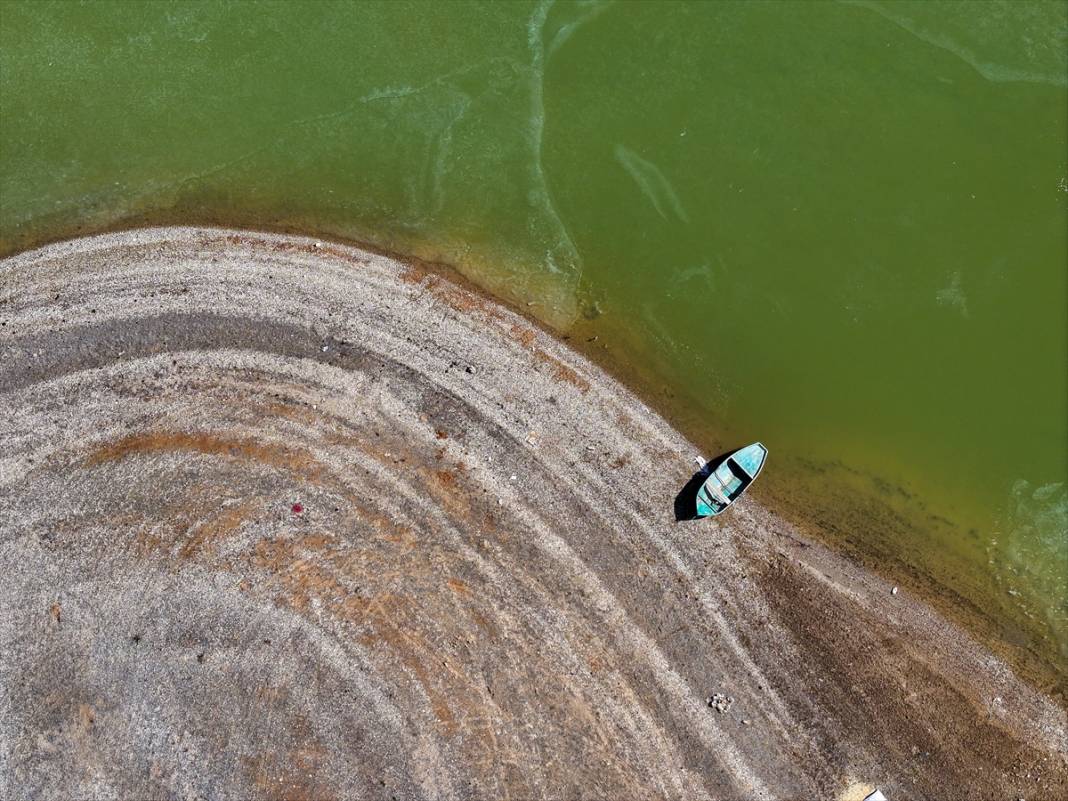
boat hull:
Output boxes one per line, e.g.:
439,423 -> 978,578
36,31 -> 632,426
694,442 -> 767,518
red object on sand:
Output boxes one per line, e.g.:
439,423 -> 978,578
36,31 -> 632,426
291,503 -> 303,514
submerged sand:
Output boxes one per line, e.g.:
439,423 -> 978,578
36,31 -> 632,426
0,227 -> 1064,800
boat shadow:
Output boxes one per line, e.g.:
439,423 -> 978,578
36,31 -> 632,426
674,451 -> 731,522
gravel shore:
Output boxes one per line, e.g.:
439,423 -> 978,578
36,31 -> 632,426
1,227 -> 1065,800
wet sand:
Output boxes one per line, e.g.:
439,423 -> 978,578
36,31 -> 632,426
1,227 -> 1065,800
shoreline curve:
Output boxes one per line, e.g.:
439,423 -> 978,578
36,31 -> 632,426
1,227 -> 1065,799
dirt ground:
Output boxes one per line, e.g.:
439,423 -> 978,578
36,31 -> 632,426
1,228 -> 1065,800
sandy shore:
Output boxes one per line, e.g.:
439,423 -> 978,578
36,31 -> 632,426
1,227 -> 1065,800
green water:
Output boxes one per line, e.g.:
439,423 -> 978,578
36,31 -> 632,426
2,1 -> 1066,678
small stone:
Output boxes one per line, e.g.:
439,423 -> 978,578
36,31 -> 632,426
465,365 -> 474,374
891,586 -> 899,595
706,692 -> 732,713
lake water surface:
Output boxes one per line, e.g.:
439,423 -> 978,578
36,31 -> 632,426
2,0 -> 1065,681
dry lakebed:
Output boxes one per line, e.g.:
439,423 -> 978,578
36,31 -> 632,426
1,228 -> 1065,800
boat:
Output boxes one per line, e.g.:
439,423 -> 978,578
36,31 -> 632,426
695,442 -> 767,518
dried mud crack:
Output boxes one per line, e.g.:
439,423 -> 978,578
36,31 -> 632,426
1,228 -> 1065,801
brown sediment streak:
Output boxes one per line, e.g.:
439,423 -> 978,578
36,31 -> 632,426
509,322 -> 591,392
178,500 -> 256,560
0,227 -> 1064,801
85,430 -> 324,479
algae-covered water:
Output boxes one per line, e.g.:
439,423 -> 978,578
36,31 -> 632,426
2,1 -> 1066,678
